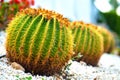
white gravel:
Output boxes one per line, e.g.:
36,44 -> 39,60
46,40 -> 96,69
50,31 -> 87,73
0,31 -> 120,80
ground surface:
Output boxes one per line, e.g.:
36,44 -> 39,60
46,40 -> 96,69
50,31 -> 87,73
0,31 -> 120,80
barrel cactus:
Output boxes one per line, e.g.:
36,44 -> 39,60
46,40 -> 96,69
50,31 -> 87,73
71,21 -> 104,66
96,26 -> 115,53
6,8 -> 73,76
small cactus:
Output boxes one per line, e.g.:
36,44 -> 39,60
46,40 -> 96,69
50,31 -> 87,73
96,27 -> 115,53
6,8 -> 73,76
71,21 -> 104,66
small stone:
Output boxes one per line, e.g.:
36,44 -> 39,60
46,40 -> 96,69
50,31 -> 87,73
80,61 -> 87,66
54,74 -> 62,80
11,62 -> 25,71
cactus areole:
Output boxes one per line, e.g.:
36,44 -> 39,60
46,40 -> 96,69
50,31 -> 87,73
6,8 -> 73,76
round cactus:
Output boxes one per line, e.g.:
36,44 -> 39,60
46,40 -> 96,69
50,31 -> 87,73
6,8 -> 73,76
96,27 -> 115,53
71,21 -> 104,66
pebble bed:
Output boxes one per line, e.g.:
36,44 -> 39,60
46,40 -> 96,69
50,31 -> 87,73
0,31 -> 120,80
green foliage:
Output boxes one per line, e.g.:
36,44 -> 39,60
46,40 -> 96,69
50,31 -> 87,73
95,0 -> 120,44
16,75 -> 32,80
6,8 -> 73,76
102,11 -> 120,37
71,52 -> 82,61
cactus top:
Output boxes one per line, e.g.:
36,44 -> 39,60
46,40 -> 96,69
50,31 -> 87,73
71,21 -> 99,31
96,26 -> 111,35
17,8 -> 70,27
71,21 -> 85,28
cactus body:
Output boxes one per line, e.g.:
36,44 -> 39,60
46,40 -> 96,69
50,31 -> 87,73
97,27 -> 115,53
71,22 -> 103,66
6,8 -> 73,76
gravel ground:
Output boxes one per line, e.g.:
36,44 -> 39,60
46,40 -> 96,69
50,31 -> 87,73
0,31 -> 120,80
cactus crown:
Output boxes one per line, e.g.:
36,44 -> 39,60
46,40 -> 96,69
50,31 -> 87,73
18,8 -> 70,27
71,21 -> 85,27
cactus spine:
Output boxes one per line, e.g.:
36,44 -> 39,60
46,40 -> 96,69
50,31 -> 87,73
6,8 -> 73,76
71,21 -> 104,66
97,27 -> 115,53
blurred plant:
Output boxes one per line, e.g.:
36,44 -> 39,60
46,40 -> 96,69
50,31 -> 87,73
0,0 -> 34,30
94,0 -> 120,44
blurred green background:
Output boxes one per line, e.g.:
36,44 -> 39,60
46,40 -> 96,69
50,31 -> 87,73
94,0 -> 120,40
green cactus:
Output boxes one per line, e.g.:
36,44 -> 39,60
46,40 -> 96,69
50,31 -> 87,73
6,8 -> 73,76
71,22 -> 103,66
97,27 -> 115,53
